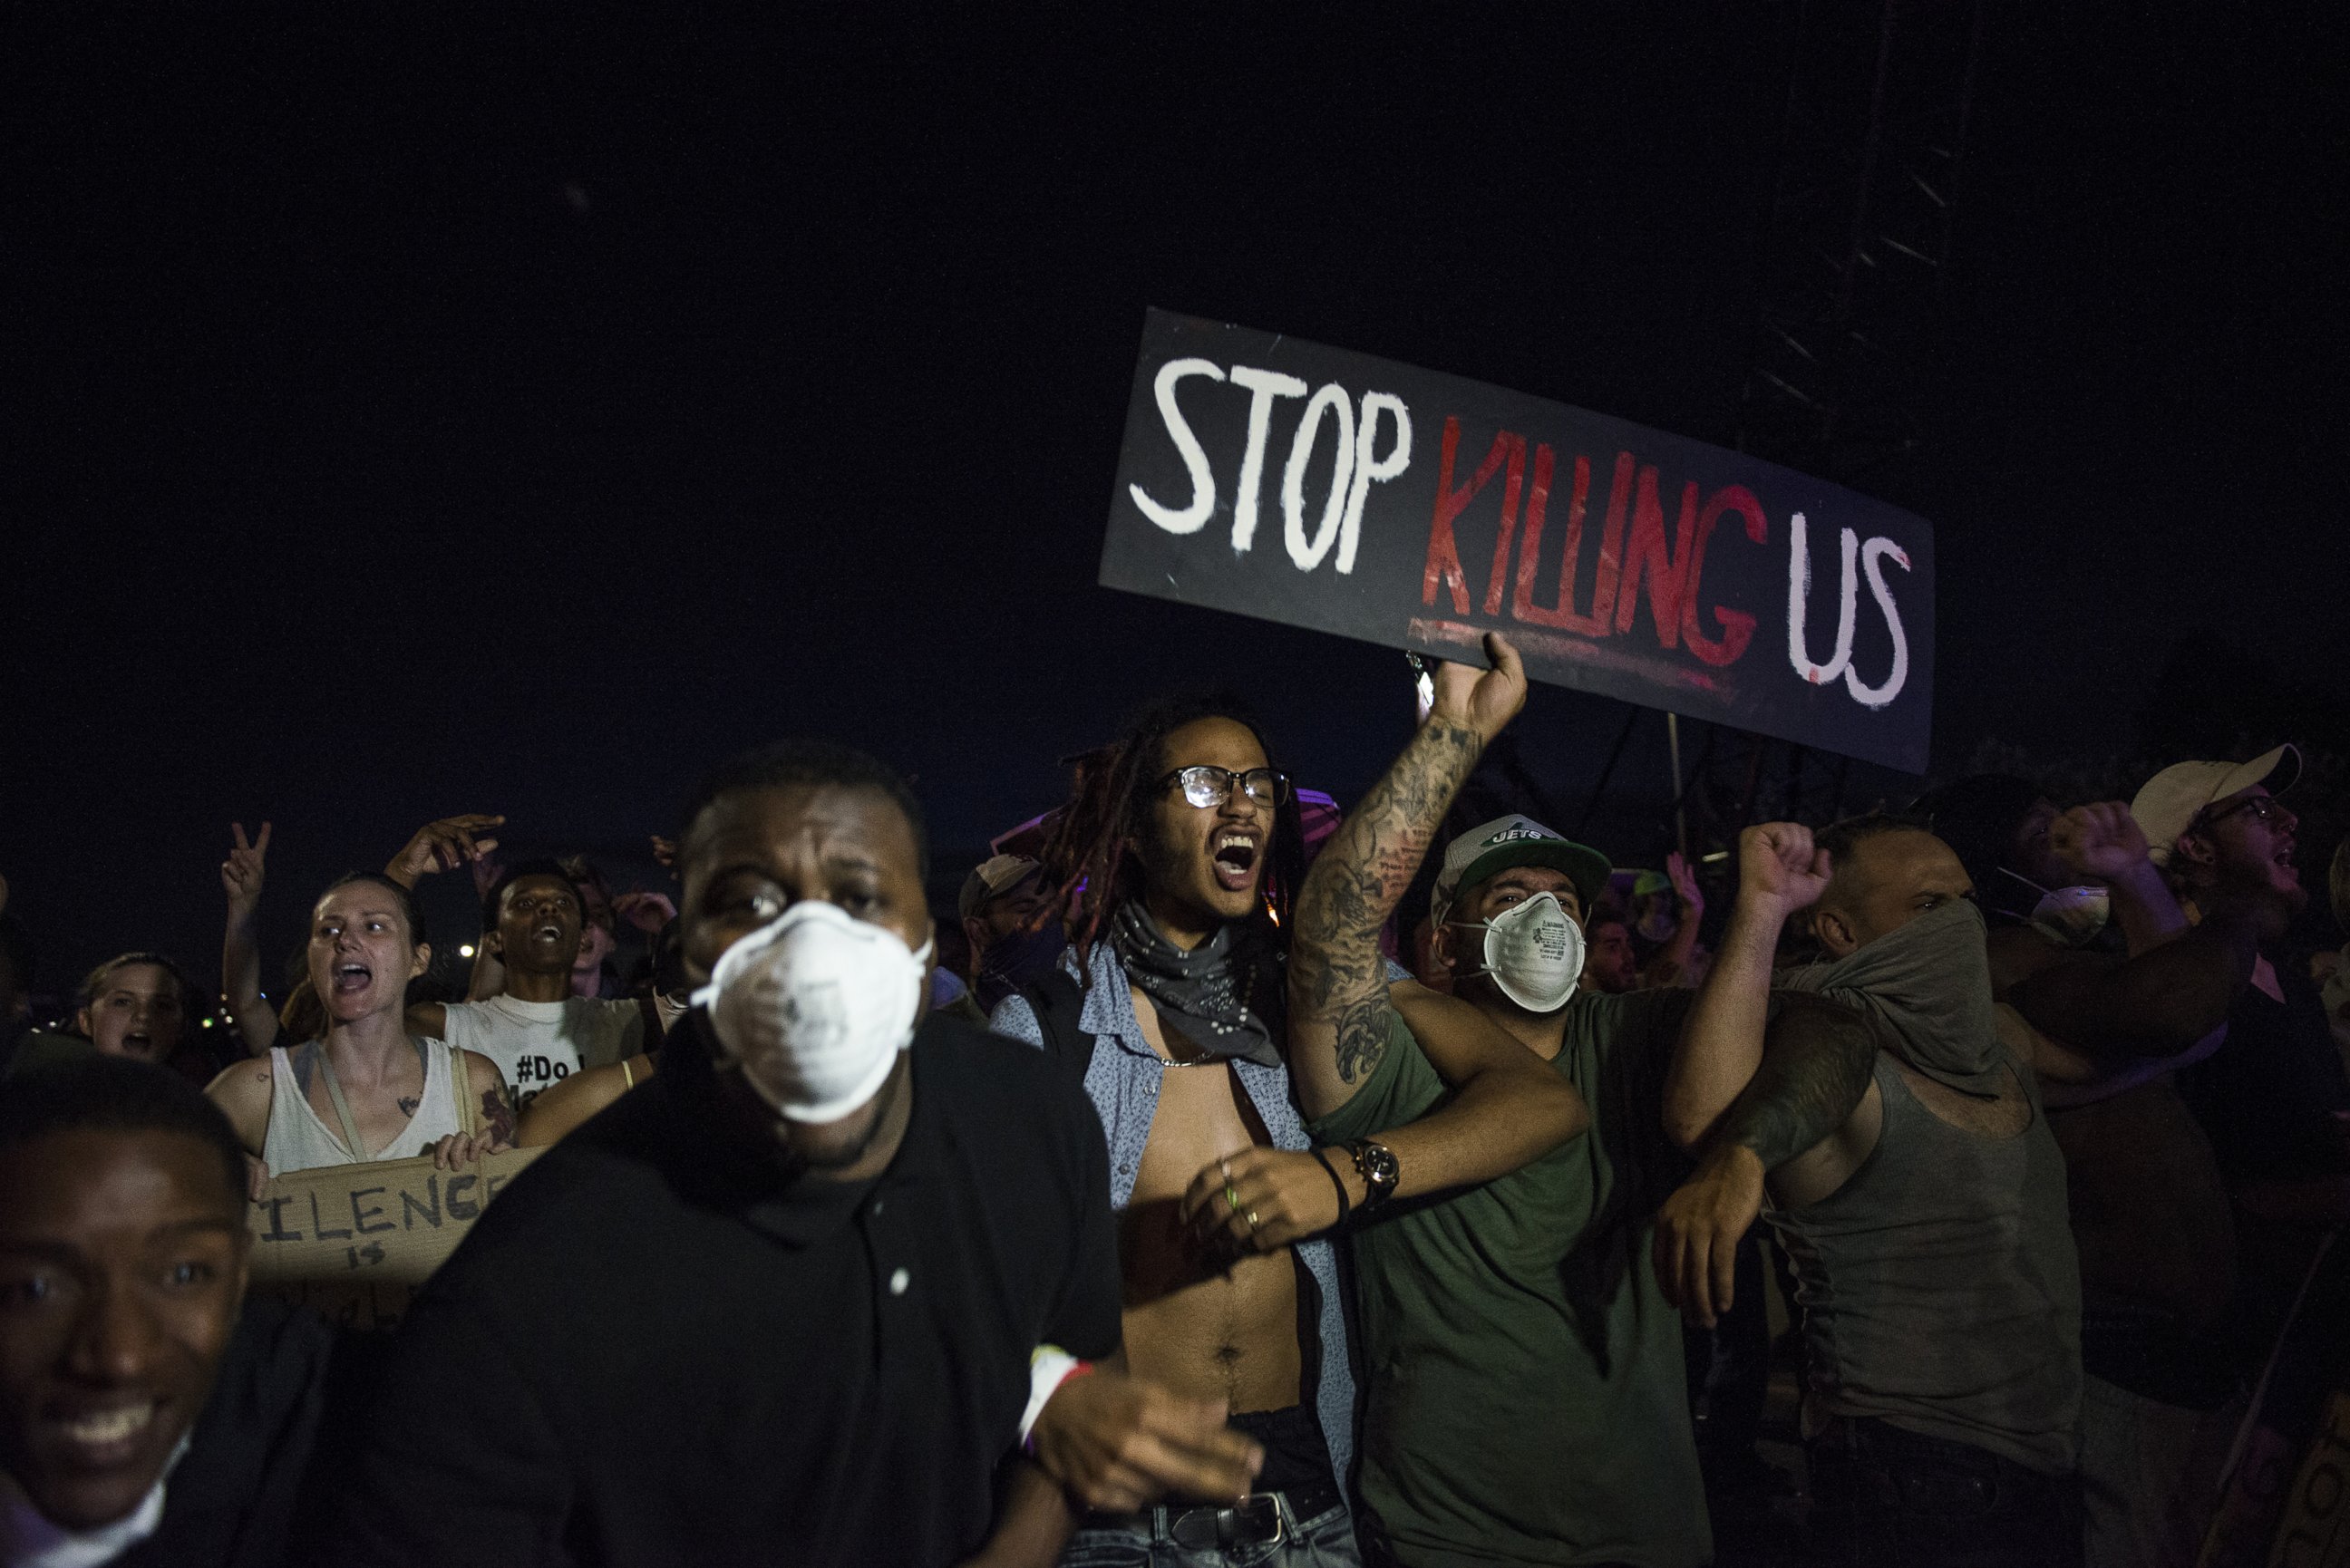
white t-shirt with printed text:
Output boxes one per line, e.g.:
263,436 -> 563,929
433,995 -> 641,1110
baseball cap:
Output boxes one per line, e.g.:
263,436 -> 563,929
958,854 -> 1043,922
2128,744 -> 2300,866
1432,815 -> 1612,925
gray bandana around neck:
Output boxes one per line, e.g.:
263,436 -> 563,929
1781,897 -> 2007,1098
1109,900 -> 1285,1069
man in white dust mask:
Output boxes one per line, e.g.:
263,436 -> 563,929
1432,820 -> 1601,1021
1281,627 -> 1765,1568
314,740 -> 1262,1568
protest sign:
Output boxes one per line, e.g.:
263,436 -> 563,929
1100,310 -> 1937,772
244,1147 -> 541,1330
2198,1234 -> 2350,1566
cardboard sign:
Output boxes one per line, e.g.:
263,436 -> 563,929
1101,310 -> 1937,772
2198,1234 -> 2350,1566
244,1147 -> 541,1331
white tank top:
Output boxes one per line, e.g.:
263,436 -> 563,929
261,1040 -> 466,1174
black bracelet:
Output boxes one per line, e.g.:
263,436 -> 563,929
1308,1147 -> 1352,1233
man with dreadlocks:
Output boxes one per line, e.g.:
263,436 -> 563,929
993,686 -> 1585,1566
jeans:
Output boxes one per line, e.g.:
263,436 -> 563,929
1060,1490 -> 1361,1568
1805,1418 -> 2083,1568
2078,1374 -> 2244,1568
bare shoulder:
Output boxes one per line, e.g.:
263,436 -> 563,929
204,1055 -> 276,1150
459,1049 -> 511,1098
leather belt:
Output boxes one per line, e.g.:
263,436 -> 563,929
1087,1476 -> 1343,1550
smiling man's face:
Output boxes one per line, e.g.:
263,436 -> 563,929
0,1128 -> 248,1530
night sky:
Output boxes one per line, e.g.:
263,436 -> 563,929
7,6 -> 2346,1002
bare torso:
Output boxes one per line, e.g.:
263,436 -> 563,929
1116,987 -> 1302,1413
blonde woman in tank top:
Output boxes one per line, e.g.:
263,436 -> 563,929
209,873 -> 516,1189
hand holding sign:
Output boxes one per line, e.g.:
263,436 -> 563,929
1427,632 -> 1528,746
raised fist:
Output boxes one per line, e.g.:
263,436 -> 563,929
1737,823 -> 1832,914
2049,803 -> 2151,886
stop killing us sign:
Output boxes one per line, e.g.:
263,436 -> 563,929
1098,309 -> 1936,773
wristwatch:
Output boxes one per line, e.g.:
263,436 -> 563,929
1345,1138 -> 1401,1209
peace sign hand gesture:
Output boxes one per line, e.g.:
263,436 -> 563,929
222,821 -> 271,914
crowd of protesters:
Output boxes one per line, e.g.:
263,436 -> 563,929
1,632 -> 2345,1568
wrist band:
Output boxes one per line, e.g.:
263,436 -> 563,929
1308,1147 -> 1352,1232
1019,1346 -> 1093,1453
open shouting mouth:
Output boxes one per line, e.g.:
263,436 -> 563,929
1211,831 -> 1260,892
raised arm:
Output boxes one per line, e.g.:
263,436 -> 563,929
2051,803 -> 2186,957
2006,807 -> 2280,1070
220,821 -> 277,1054
1286,633 -> 1527,1117
1639,852 -> 1707,989
383,813 -> 505,889
1654,993 -> 1877,1327
1661,823 -> 1830,1150
1187,635 -> 1584,1256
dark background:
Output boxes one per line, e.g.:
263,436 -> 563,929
6,5 -> 2346,1004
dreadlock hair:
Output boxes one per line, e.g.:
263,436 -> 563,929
1035,692 -> 1306,965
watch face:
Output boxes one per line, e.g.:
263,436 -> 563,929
1362,1143 -> 1399,1186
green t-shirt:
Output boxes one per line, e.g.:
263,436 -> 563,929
1308,992 -> 1707,1568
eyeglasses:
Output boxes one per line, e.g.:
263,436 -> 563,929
2199,795 -> 2290,831
1159,765 -> 1293,810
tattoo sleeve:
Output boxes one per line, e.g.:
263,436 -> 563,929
1713,996 -> 1877,1170
1289,719 -> 1484,1094
481,1086 -> 518,1147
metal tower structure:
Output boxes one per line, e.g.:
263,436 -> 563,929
1660,0 -> 1988,866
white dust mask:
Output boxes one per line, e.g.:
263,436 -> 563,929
1998,866 -> 2111,949
2028,885 -> 2111,948
1463,892 -> 1586,1013
693,900 -> 933,1123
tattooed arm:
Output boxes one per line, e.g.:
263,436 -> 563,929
1287,634 -> 1527,1116
431,1051 -> 519,1170
1281,634 -> 1584,1195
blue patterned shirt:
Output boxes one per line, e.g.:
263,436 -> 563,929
990,943 -> 1357,1504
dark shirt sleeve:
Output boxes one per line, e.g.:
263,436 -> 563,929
306,1289 -> 573,1568
2178,992 -> 2350,1184
1042,1091 -> 1123,1362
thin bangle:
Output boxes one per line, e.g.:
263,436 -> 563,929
1308,1147 -> 1352,1233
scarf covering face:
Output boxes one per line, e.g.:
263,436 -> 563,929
1779,897 -> 2008,1098
1109,900 -> 1285,1068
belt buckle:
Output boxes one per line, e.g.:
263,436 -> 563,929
1169,1493 -> 1285,1552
